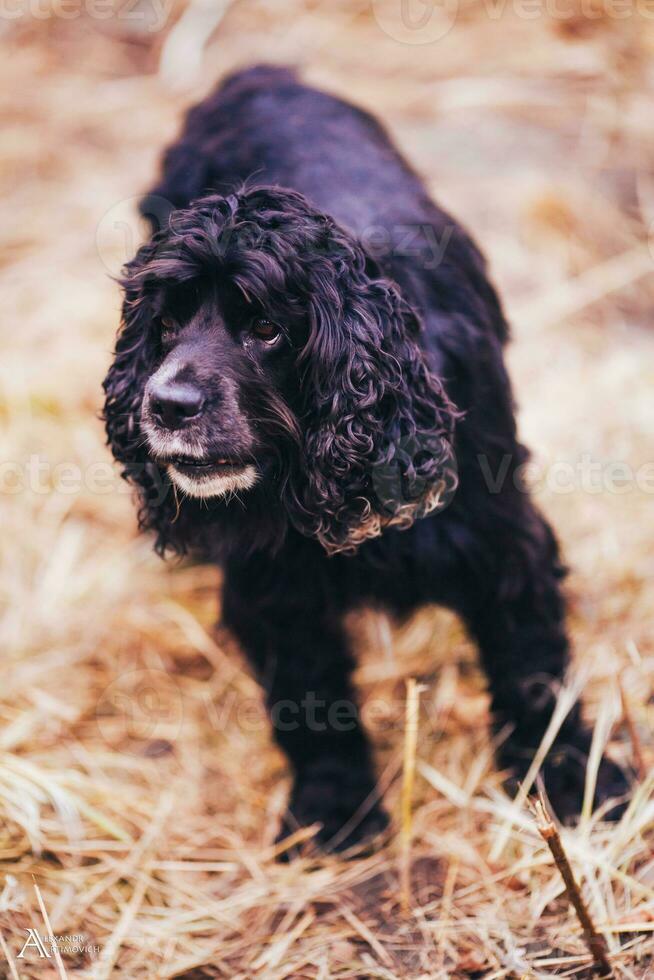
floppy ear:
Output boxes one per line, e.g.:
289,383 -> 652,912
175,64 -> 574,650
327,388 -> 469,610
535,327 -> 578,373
102,244 -> 183,555
287,237 -> 460,554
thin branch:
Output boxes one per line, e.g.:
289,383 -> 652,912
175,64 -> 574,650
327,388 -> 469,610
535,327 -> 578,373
400,678 -> 425,915
33,880 -> 68,980
531,796 -> 613,978
0,931 -> 21,980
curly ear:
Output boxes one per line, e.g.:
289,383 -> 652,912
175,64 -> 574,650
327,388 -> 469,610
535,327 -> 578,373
102,245 -> 182,555
288,240 -> 460,554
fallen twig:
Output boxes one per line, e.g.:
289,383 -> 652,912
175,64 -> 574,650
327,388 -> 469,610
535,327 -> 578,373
531,795 -> 614,978
0,930 -> 21,980
33,880 -> 68,980
400,678 -> 424,915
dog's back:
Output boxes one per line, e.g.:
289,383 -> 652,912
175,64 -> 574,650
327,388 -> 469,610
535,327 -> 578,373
145,65 -> 426,233
143,65 -> 508,365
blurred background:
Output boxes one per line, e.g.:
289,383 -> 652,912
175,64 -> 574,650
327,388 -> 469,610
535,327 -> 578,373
1,3 -> 654,977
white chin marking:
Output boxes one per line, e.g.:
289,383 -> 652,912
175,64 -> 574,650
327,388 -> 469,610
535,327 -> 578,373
167,464 -> 259,499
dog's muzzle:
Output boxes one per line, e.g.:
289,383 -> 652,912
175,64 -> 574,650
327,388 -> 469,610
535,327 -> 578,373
142,377 -> 259,500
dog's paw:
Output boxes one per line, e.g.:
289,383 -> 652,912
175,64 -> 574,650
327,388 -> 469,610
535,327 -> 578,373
541,749 -> 630,823
501,737 -> 631,823
275,760 -> 389,860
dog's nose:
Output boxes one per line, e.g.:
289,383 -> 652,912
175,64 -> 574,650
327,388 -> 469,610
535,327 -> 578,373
149,381 -> 205,430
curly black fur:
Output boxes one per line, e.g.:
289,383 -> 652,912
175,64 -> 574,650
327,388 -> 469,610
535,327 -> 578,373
104,65 -> 628,852
105,187 -> 457,558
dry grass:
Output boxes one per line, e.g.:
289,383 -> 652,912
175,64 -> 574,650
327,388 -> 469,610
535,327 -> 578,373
1,2 -> 654,977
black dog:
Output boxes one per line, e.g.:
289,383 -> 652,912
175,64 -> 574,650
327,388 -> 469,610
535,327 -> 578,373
104,65 -> 627,851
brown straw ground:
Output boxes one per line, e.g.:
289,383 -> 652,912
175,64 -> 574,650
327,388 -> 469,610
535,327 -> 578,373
1,4 -> 654,977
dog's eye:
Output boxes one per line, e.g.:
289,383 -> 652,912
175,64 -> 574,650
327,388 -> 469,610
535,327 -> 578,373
251,318 -> 281,344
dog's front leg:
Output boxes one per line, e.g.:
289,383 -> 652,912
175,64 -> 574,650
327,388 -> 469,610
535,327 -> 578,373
463,507 -> 629,821
221,563 -> 388,855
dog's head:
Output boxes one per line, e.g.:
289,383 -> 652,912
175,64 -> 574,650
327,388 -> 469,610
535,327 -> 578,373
103,188 -> 458,556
